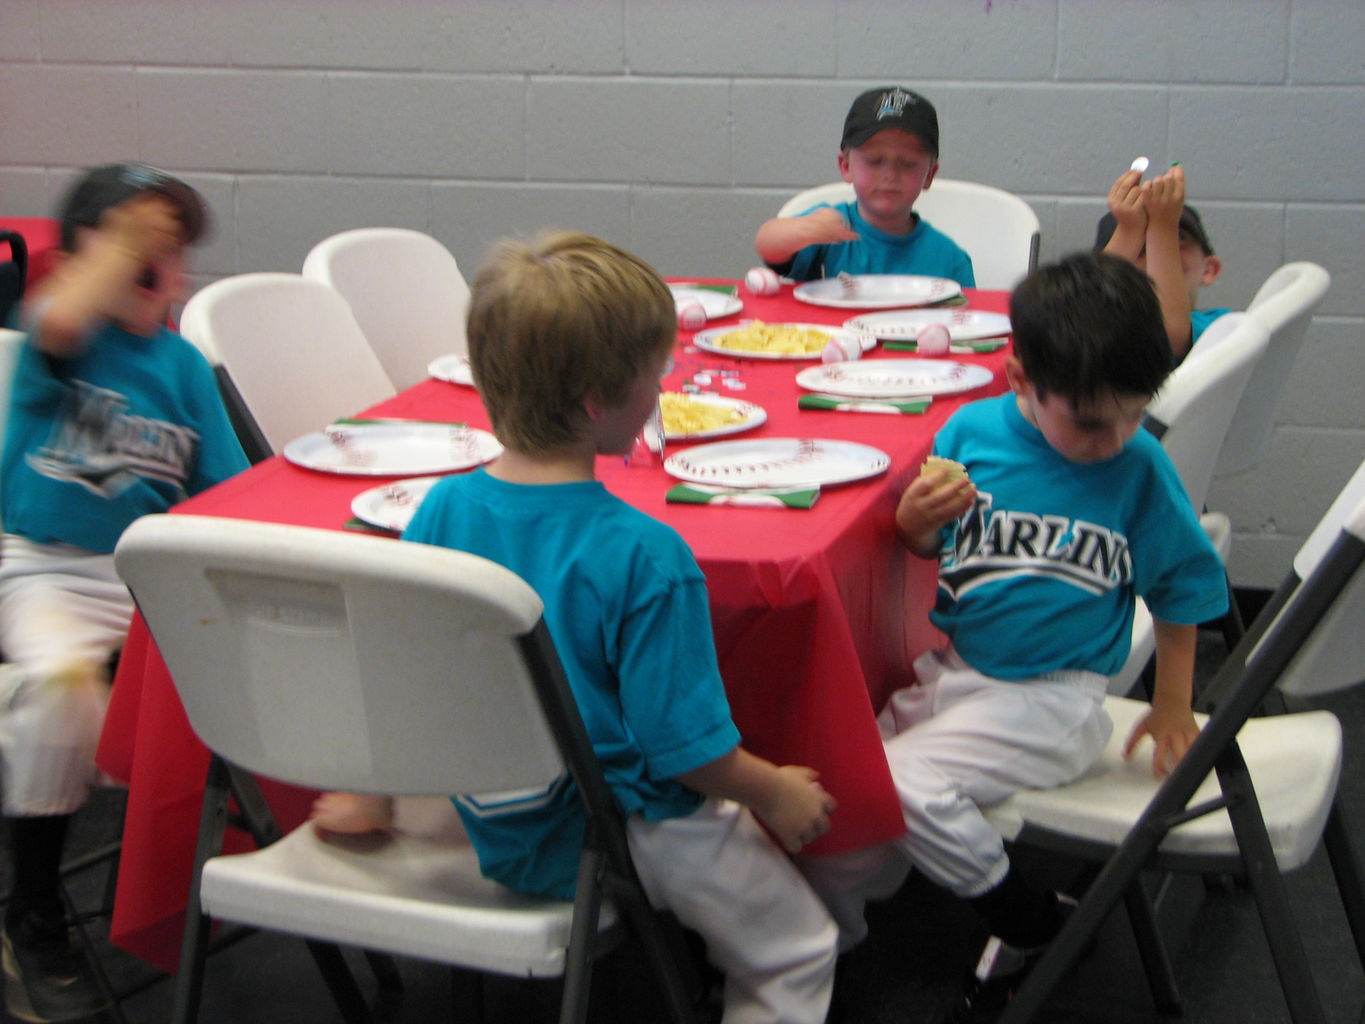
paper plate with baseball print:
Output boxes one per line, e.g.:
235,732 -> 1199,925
350,475 -> 443,533
792,274 -> 962,310
284,422 -> 502,476
427,354 -> 475,387
844,308 -> 1012,342
670,285 -> 743,320
795,359 -> 993,399
664,438 -> 890,489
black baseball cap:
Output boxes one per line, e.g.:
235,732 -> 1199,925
1094,205 -> 1215,255
841,87 -> 939,156
58,162 -> 210,251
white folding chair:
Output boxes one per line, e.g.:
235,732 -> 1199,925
989,457 -> 1365,1024
776,177 -> 1041,290
113,516 -> 700,1024
1107,313 -> 1271,696
302,228 -> 471,390
178,274 -> 395,455
1217,262 -> 1331,479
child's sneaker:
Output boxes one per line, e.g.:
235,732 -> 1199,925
947,932 -> 1045,1023
946,891 -> 1080,1024
2,911 -> 110,1022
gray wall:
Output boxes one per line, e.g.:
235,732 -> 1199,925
2,0 -> 1361,587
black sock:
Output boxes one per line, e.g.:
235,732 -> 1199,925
966,867 -> 1062,949
5,814 -> 71,927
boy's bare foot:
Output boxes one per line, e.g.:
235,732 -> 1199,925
310,793 -> 394,835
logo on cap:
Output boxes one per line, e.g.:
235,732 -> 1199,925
876,88 -> 918,122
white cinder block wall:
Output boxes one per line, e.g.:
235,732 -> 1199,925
1,0 -> 1360,588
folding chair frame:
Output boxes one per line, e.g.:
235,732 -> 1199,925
999,526 -> 1365,1024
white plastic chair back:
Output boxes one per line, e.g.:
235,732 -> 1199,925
178,274 -> 395,454
776,177 -> 1041,290
1278,459 -> 1365,696
303,228 -> 471,390
114,515 -> 561,796
1144,312 -> 1270,511
1217,262 -> 1331,478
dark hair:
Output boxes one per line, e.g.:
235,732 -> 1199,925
467,231 -> 675,454
1009,252 -> 1172,402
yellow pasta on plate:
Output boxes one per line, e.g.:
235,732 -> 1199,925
659,392 -> 767,440
692,321 -> 853,361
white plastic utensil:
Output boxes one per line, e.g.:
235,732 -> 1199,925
1130,156 -> 1150,174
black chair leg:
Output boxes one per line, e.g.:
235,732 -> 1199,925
1122,879 -> 1182,1015
305,940 -> 374,1024
170,758 -> 233,1024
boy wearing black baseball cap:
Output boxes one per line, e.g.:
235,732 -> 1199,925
755,86 -> 975,286
0,164 -> 246,1021
1097,163 -> 1227,360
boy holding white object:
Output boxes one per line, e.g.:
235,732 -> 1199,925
1097,163 -> 1227,360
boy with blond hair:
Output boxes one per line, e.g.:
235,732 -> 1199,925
755,86 -> 974,286
315,231 -> 839,1023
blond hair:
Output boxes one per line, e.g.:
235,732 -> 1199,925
466,231 -> 675,454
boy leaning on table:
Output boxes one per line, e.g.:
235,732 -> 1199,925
801,252 -> 1227,1024
312,230 -> 840,1024
0,163 -> 248,1022
1096,162 -> 1227,362
754,85 -> 976,287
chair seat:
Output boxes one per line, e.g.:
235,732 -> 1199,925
200,797 -> 617,978
984,696 -> 1342,871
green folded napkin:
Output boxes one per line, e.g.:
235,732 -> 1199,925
666,483 -> 820,509
672,283 -> 739,298
798,393 -> 931,415
344,518 -> 398,536
882,338 -> 1008,354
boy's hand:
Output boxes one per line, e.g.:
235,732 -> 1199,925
99,193 -> 185,268
794,207 -> 861,247
895,470 -> 975,557
1104,168 -> 1147,259
755,765 -> 837,853
1123,701 -> 1200,776
1107,168 -> 1148,233
1142,165 -> 1186,231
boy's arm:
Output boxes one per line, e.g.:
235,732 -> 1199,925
1122,617 -> 1201,776
1102,168 -> 1148,262
1141,167 -> 1194,359
895,469 -> 975,559
754,207 -> 860,265
28,194 -> 182,358
676,747 -> 836,853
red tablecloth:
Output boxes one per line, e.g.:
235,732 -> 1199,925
95,282 -> 1011,972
